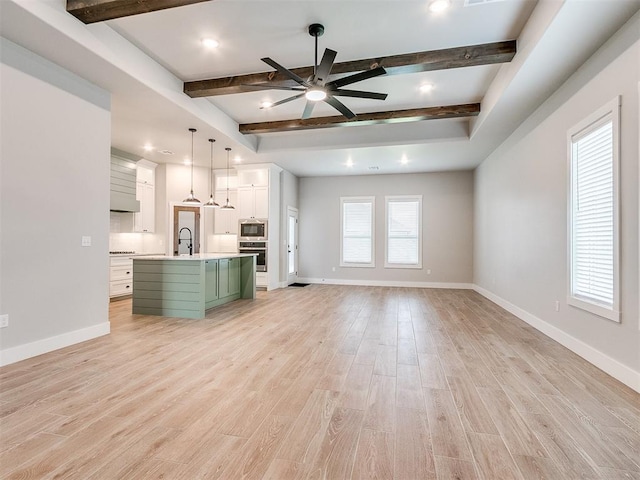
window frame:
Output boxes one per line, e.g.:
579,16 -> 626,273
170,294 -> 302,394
567,96 -> 621,322
385,195 -> 423,269
340,196 -> 375,268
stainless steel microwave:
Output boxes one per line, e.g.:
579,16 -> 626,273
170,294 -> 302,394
238,219 -> 267,241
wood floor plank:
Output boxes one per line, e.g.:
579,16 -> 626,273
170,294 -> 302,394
277,389 -> 340,464
339,363 -> 375,411
305,407 -> 364,480
476,387 -> 548,457
218,414 -> 295,479
363,375 -> 396,433
466,432 -> 524,480
396,364 -> 426,411
434,455 -> 478,480
424,387 -> 472,460
352,429 -> 395,480
418,353 -> 447,390
447,374 -> 499,435
395,407 -> 436,480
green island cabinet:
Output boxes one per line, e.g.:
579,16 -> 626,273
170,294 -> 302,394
132,254 -> 256,319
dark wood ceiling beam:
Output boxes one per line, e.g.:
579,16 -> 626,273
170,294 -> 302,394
239,103 -> 480,135
184,41 -> 516,98
67,0 -> 211,24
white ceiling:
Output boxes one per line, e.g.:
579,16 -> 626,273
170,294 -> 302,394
1,0 -> 639,176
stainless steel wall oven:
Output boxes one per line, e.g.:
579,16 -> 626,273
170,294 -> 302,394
238,241 -> 267,272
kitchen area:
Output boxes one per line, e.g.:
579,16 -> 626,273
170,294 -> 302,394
109,146 -> 290,310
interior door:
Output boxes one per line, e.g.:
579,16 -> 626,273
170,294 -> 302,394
287,207 -> 299,284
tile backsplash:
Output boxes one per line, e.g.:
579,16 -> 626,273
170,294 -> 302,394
110,212 -> 164,254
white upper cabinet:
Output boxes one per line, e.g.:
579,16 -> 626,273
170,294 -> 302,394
134,161 -> 156,233
213,190 -> 239,234
237,168 -> 268,187
237,185 -> 268,219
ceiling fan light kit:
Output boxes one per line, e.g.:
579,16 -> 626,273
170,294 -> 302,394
252,23 -> 388,120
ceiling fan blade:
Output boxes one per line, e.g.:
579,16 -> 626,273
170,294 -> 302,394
315,48 -> 337,85
268,92 -> 306,108
261,57 -> 308,86
301,101 -> 316,119
327,66 -> 387,89
332,89 -> 388,100
241,84 -> 306,93
324,96 -> 356,119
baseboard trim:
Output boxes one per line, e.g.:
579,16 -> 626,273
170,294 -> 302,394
0,322 -> 111,367
472,285 -> 640,394
298,277 -> 473,289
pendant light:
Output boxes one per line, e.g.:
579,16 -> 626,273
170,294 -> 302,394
183,127 -> 201,204
220,147 -> 235,209
203,138 -> 220,208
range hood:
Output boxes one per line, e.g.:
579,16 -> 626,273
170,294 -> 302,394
110,149 -> 140,213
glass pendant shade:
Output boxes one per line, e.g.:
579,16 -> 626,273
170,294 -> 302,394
203,138 -> 220,208
183,128 -> 201,204
220,147 -> 235,210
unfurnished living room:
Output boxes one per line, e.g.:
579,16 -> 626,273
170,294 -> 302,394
1,0 -> 639,478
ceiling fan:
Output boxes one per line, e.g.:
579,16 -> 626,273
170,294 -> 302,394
250,23 -> 388,120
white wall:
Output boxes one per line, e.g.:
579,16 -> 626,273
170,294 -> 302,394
0,39 -> 111,364
474,17 -> 639,389
299,171 -> 474,286
279,170 -> 299,284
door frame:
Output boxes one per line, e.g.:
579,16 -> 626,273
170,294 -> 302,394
287,206 -> 299,284
168,202 -> 204,256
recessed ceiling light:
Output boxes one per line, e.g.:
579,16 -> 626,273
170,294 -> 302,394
260,101 -> 273,109
346,158 -> 354,167
201,38 -> 219,49
401,155 -> 409,165
183,158 -> 192,165
420,83 -> 434,92
143,144 -> 154,152
428,0 -> 451,13
234,156 -> 242,163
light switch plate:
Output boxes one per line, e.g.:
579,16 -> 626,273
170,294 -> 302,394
82,236 -> 92,247
0,314 -> 8,328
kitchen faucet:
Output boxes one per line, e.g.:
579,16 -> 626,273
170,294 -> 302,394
178,227 -> 193,256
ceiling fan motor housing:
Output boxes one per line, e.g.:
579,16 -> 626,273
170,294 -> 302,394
308,23 -> 325,37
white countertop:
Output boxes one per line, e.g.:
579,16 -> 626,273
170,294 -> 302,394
132,253 -> 257,261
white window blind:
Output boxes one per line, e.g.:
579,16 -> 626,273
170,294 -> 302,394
568,96 -> 619,322
341,197 -> 374,266
386,196 -> 422,268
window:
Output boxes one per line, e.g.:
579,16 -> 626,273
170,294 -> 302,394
386,195 -> 422,268
341,197 -> 374,267
568,96 -> 620,322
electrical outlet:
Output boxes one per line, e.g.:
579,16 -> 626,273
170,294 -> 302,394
332,267 -> 336,272
81,236 -> 91,247
427,269 -> 431,275
0,314 -> 8,328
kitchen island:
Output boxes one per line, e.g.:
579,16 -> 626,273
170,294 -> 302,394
132,253 -> 256,319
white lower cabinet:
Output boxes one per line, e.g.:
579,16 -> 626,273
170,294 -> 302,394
110,257 -> 133,297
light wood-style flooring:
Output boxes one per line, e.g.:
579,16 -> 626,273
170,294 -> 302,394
1,285 -> 639,479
